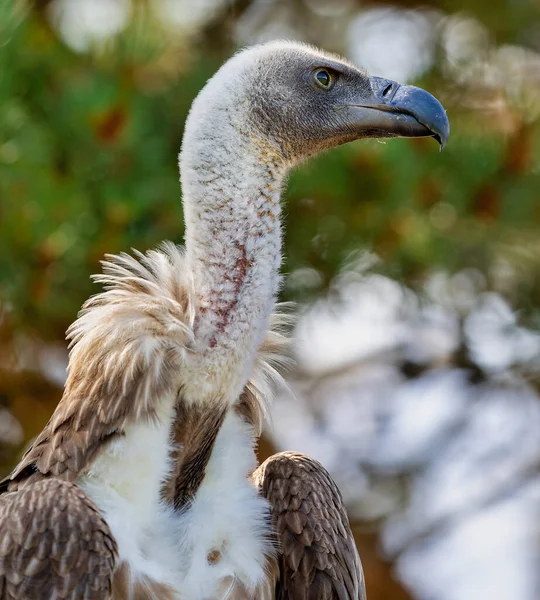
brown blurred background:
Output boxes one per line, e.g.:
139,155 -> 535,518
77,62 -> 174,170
1,0 -> 539,598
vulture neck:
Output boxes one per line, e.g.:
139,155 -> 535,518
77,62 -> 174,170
180,110 -> 287,404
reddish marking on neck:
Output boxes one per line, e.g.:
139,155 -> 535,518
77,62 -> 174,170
206,240 -> 250,349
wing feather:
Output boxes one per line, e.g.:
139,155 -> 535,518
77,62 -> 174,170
0,479 -> 117,599
1,244 -> 195,491
253,452 -> 366,600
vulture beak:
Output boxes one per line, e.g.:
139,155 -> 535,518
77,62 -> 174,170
348,76 -> 450,150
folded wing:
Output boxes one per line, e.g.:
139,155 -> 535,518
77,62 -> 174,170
0,479 -> 117,600
253,452 -> 366,600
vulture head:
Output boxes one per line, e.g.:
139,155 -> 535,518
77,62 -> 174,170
182,40 -> 449,171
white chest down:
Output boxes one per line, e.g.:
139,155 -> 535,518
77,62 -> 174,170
78,408 -> 271,599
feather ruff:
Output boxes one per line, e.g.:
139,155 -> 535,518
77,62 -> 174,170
4,242 -> 293,490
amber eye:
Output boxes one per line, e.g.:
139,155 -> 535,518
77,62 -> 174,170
313,68 -> 334,89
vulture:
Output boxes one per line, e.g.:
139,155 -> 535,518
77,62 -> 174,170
0,41 -> 448,599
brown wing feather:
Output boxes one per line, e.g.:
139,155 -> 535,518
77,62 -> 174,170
1,245 -> 193,491
253,452 -> 366,600
0,479 -> 117,600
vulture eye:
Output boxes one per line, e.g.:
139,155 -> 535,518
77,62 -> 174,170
313,69 -> 334,90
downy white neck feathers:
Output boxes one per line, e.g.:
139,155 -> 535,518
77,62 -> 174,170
180,62 -> 288,405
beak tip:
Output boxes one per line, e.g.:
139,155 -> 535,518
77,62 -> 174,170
437,130 -> 449,151
438,122 -> 450,151
390,83 -> 450,150
437,110 -> 450,151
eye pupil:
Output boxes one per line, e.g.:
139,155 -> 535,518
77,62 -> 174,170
315,69 -> 331,88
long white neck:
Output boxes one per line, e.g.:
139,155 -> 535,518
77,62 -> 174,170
179,89 -> 287,405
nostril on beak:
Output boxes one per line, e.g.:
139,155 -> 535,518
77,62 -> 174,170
382,83 -> 393,98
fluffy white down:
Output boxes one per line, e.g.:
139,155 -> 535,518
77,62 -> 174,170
77,397 -> 179,586
171,411 -> 272,598
78,409 -> 271,598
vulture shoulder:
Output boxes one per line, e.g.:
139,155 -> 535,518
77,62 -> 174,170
253,451 -> 366,600
0,478 -> 117,600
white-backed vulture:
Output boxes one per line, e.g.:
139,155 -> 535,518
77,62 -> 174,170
0,41 -> 448,599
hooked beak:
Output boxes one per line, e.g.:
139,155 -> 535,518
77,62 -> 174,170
347,76 -> 450,150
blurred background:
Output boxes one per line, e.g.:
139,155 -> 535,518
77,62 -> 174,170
1,0 -> 539,598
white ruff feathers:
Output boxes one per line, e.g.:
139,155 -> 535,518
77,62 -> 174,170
68,243 -> 292,430
66,244 -> 195,425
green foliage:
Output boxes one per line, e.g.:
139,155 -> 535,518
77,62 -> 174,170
0,0 -> 539,341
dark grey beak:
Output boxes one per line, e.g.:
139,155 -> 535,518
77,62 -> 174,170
348,76 -> 450,150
